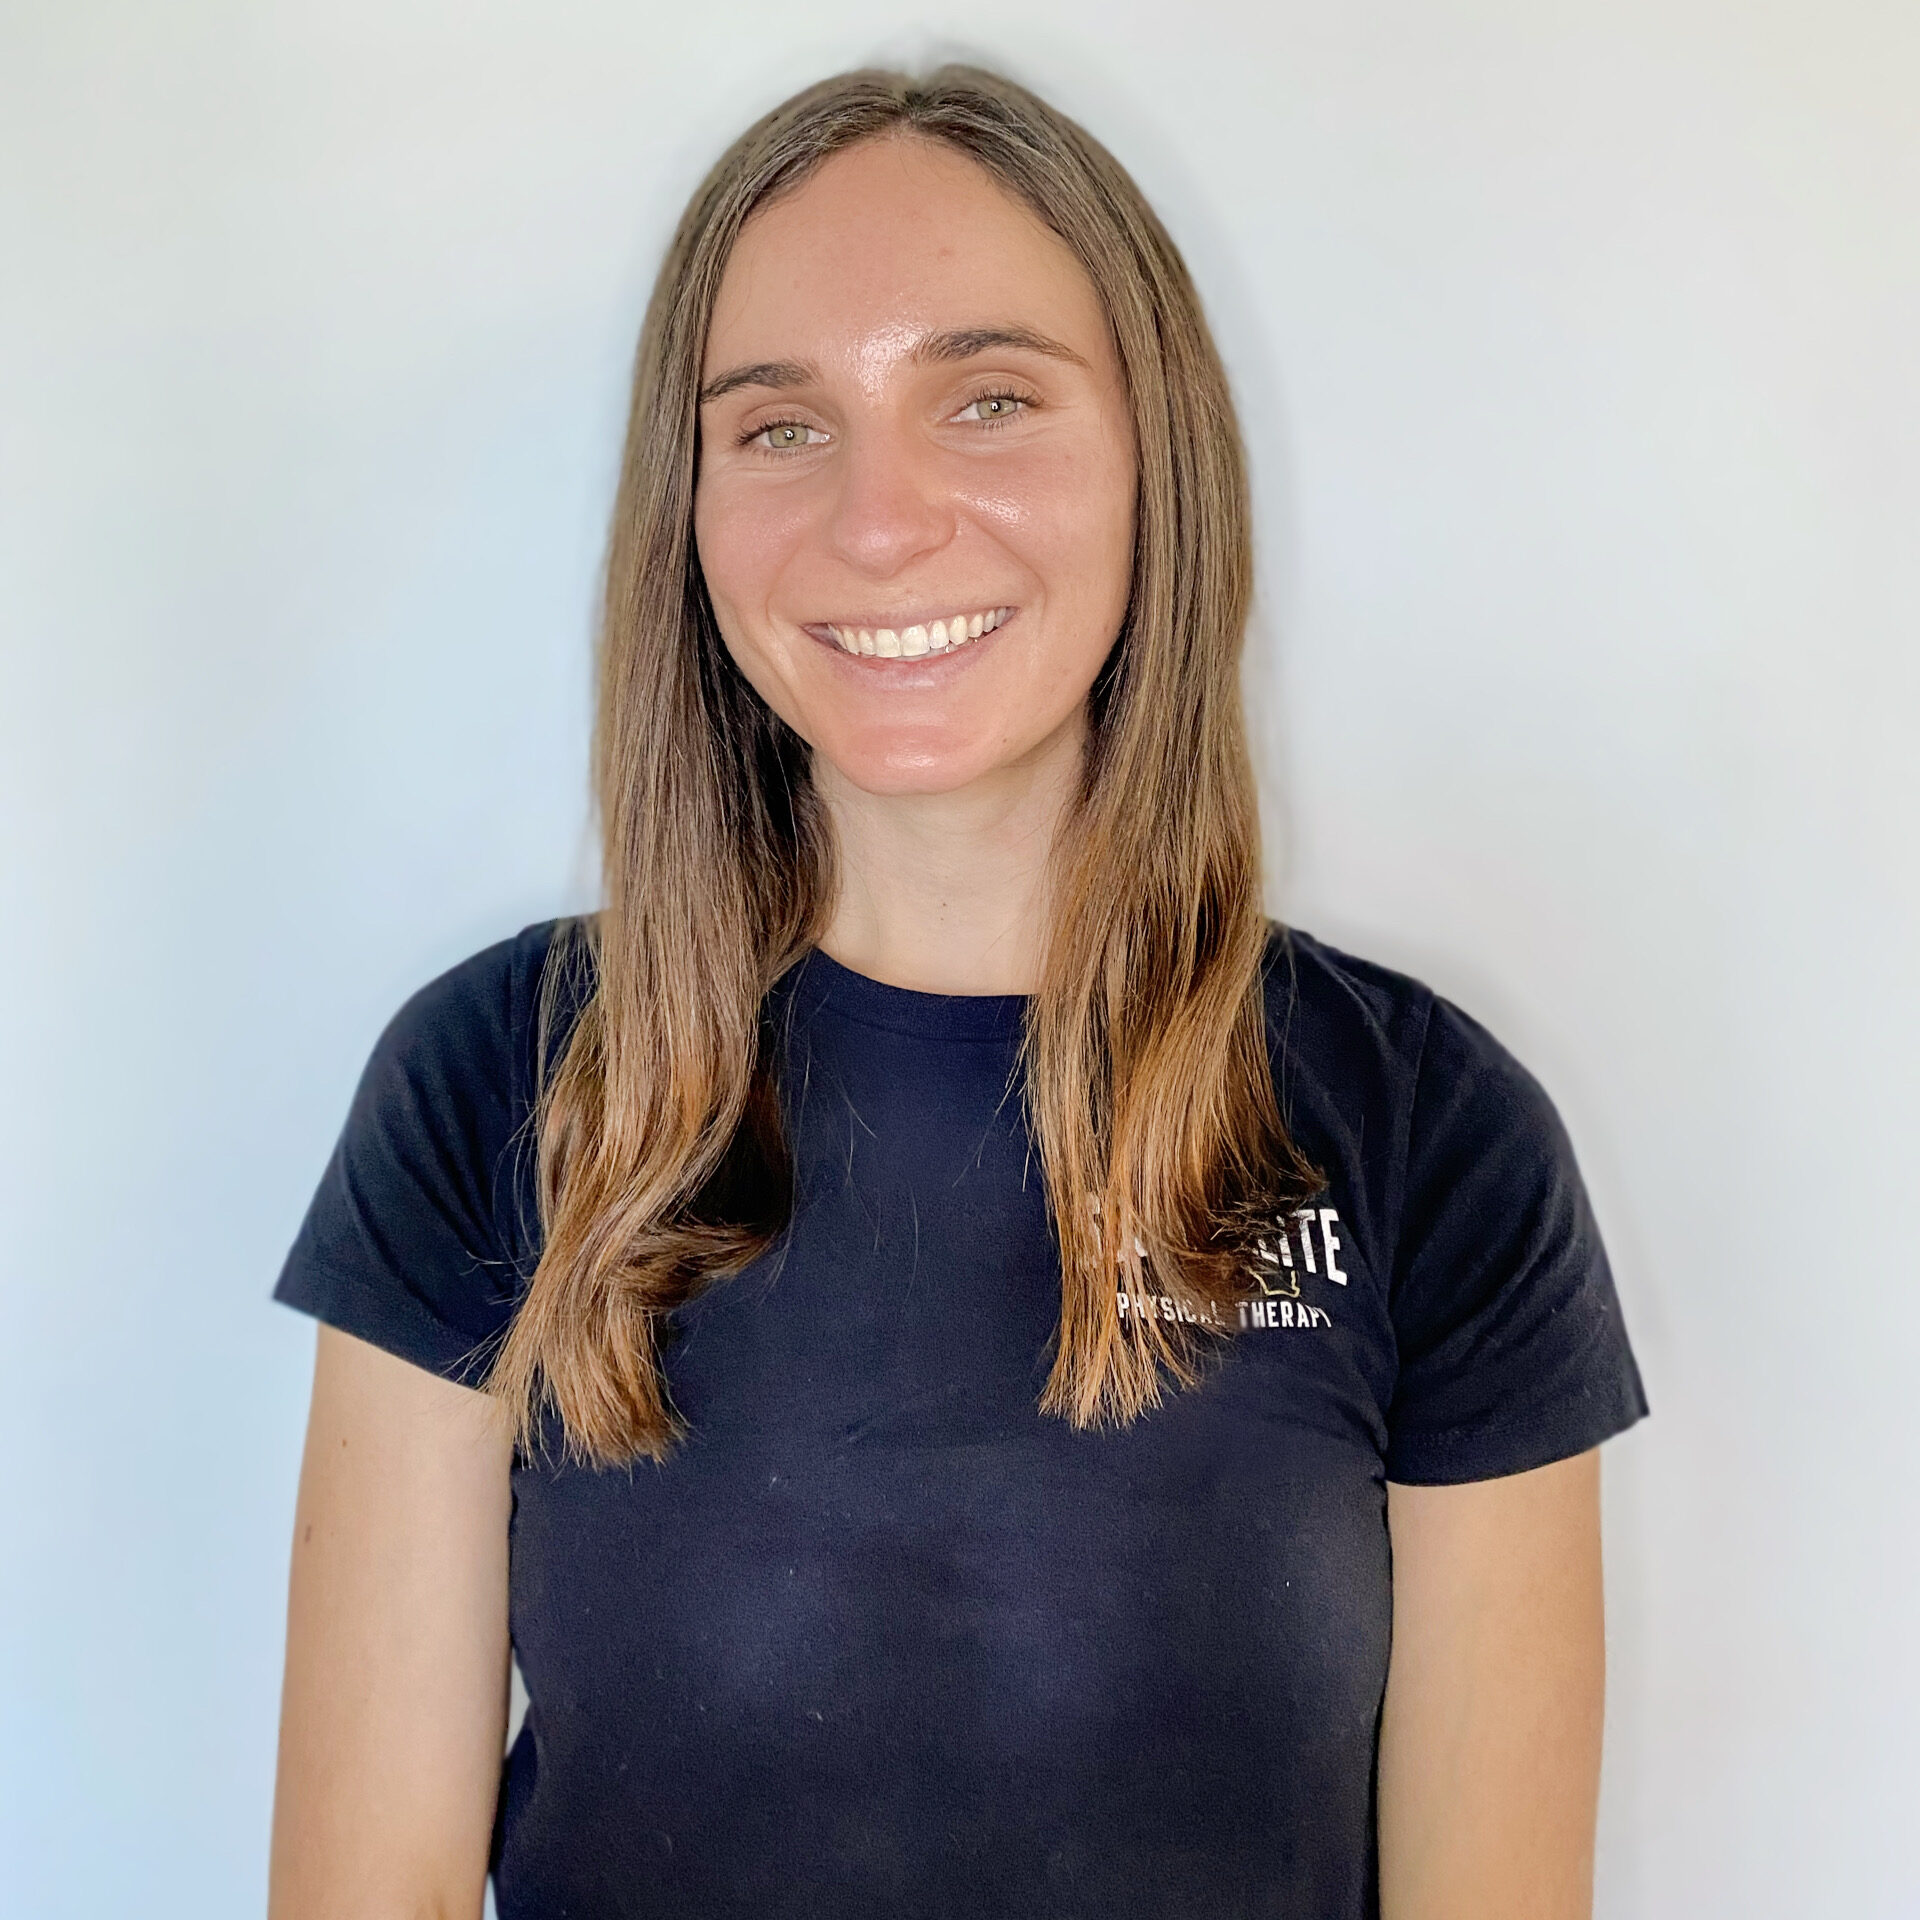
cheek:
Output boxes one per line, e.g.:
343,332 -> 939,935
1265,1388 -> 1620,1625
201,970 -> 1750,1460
963,434 -> 1135,636
1042,452 -> 1136,707
1072,417 -> 1140,587
691,475 -> 826,742
693,472 -> 814,628
984,410 -> 1130,536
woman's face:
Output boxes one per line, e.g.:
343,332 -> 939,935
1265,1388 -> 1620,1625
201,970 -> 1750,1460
694,135 -> 1137,798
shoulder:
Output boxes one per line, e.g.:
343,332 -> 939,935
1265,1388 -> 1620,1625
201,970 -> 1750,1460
1261,922 -> 1435,1069
1258,924 -> 1434,1174
371,918 -> 572,1080
1259,926 -> 1647,1477
1260,922 -> 1555,1145
337,915 -> 586,1259
1256,923 -> 1589,1301
348,918 -> 598,1150
273,919 -> 582,1380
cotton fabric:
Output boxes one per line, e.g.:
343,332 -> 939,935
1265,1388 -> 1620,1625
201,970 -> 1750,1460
274,921 -> 1646,1918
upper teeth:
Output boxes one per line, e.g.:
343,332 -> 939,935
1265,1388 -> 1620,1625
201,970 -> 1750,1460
824,607 -> 1010,658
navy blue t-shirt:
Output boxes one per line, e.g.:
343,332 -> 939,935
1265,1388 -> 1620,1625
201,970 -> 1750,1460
274,921 -> 1646,1918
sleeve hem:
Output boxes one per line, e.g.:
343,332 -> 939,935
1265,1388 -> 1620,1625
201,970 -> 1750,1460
1384,1380 -> 1650,1486
272,1257 -> 502,1389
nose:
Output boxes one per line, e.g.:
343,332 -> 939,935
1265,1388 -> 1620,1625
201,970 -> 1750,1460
823,422 -> 956,579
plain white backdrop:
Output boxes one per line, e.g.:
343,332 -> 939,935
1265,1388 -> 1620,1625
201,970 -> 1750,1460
3,3 -> 1915,1914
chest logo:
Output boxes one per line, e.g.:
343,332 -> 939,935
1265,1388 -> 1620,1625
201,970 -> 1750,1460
1115,1206 -> 1350,1335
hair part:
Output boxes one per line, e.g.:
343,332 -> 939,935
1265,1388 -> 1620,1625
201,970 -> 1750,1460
485,63 -> 1321,1467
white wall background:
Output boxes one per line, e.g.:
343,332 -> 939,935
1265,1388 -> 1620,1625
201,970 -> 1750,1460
3,3 -> 1914,1914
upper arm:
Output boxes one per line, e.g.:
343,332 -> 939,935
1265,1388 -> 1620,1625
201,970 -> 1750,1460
270,1324 -> 516,1920
1378,1449 -> 1605,1920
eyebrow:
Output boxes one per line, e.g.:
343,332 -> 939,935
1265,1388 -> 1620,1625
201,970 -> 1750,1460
913,325 -> 1087,368
697,326 -> 1087,404
698,359 -> 817,404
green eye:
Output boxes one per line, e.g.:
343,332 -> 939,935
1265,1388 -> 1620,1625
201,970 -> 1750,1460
759,422 -> 815,448
962,392 -> 1026,424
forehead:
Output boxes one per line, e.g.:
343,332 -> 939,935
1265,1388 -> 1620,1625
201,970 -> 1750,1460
703,134 -> 1110,373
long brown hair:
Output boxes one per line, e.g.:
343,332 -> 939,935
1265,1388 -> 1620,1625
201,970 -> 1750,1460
487,64 -> 1320,1466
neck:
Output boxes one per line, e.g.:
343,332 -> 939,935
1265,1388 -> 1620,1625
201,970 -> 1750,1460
813,724 -> 1084,997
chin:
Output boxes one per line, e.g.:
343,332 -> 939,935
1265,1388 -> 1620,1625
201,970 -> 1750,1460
812,723 -> 1005,798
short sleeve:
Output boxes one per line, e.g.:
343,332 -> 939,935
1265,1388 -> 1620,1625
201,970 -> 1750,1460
271,929 -> 550,1385
1383,995 -> 1648,1484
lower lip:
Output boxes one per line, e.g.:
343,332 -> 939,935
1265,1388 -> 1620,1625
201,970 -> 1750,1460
800,613 -> 1016,680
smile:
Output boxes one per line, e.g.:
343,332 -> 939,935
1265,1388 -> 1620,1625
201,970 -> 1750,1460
817,606 -> 1013,658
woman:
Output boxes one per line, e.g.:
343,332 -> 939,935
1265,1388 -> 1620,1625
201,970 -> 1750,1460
269,65 -> 1646,1920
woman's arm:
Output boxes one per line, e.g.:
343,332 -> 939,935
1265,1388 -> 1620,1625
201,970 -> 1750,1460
1378,1449 -> 1605,1920
270,1325 -> 515,1920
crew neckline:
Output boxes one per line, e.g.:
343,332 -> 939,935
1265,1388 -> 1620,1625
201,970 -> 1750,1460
783,946 -> 1029,1041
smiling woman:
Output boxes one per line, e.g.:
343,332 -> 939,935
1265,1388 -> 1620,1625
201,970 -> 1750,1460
268,65 -> 1645,1920
694,142 -> 1137,804
691,142 -> 1136,802
691,139 -> 1139,900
